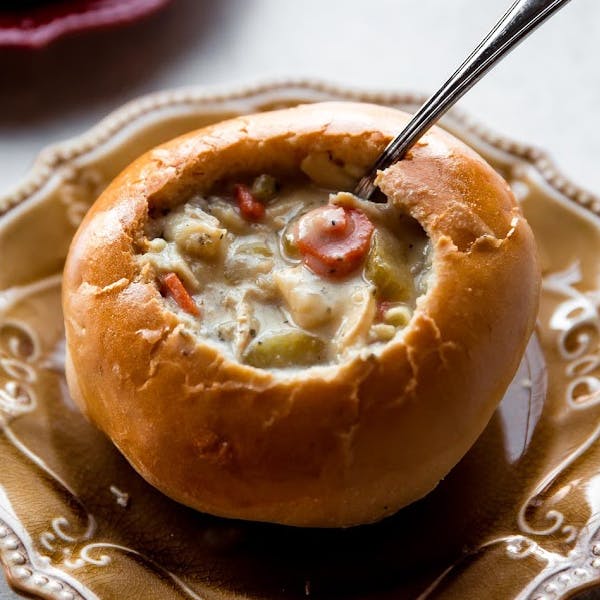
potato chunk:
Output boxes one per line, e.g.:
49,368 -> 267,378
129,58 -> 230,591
163,205 -> 227,259
274,265 -> 335,329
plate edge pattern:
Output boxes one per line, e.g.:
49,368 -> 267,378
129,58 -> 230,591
0,78 -> 599,218
0,518 -> 85,600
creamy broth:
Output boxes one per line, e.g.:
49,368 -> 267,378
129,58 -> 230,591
138,177 -> 432,368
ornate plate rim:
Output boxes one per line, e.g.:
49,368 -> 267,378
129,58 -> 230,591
1,78 -> 599,220
1,78 -> 599,600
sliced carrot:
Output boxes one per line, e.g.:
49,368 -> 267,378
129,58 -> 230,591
295,206 -> 374,278
160,272 -> 200,316
234,183 -> 265,221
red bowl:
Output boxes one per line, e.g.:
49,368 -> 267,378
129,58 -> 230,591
0,0 -> 173,49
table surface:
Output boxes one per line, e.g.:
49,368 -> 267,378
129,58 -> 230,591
1,0 -> 599,598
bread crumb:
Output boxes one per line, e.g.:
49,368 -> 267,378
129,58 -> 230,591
110,485 -> 130,508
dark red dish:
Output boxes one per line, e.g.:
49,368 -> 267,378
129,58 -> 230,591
0,0 -> 172,49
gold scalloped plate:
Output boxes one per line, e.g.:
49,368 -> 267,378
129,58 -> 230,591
1,81 -> 599,600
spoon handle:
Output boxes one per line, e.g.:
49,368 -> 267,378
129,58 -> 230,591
355,0 -> 572,200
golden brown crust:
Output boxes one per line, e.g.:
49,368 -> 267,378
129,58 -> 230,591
62,102 -> 540,527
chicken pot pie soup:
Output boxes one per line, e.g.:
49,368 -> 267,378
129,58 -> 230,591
138,176 -> 432,370
63,102 -> 540,527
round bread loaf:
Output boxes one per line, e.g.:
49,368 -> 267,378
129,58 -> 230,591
63,102 -> 540,527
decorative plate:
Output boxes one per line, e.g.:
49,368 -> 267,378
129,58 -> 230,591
0,0 -> 172,49
0,80 -> 599,600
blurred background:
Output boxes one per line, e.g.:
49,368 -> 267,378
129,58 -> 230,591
0,0 -> 599,598
0,0 -> 599,197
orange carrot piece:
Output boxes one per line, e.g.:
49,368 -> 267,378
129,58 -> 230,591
234,183 -> 265,221
295,206 -> 374,278
160,272 -> 200,316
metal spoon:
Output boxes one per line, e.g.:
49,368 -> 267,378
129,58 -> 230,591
354,0 -> 573,200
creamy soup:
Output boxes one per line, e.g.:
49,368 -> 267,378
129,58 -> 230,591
138,175 -> 432,369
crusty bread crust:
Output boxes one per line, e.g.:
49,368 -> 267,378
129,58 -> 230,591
62,102 -> 540,527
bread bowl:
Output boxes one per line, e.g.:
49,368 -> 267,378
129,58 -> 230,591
62,101 -> 540,527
